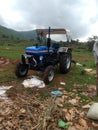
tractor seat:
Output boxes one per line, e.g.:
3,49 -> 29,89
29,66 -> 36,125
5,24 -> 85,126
52,43 -> 60,52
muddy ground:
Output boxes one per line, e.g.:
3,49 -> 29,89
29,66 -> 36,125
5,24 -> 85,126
0,57 -> 98,130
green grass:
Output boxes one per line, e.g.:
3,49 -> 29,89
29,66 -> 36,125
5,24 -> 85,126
0,46 -> 24,59
0,42 -> 34,59
0,44 -> 97,103
73,48 -> 92,57
72,47 -> 95,69
67,66 -> 95,90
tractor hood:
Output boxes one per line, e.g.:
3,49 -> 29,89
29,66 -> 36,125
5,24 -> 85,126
26,46 -> 53,56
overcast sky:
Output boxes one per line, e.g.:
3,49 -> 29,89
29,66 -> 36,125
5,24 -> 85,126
0,0 -> 98,41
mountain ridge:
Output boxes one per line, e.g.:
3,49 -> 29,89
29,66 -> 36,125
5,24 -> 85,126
0,25 -> 37,41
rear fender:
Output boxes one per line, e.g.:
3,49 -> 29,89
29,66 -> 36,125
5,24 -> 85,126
58,47 -> 72,59
58,47 -> 72,53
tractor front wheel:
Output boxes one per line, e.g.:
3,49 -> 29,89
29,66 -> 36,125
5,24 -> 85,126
15,63 -> 28,77
43,66 -> 54,84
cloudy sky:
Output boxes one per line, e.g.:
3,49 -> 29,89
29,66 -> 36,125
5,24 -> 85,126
0,0 -> 98,41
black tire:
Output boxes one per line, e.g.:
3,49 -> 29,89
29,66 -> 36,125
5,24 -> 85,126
15,63 -> 28,77
43,66 -> 54,84
59,53 -> 71,73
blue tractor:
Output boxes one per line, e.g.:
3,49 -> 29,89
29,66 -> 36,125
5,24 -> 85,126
15,27 -> 72,84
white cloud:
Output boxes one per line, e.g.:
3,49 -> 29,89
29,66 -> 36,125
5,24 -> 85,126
0,0 -> 98,40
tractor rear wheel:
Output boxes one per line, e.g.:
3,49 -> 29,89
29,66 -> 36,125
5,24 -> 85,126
59,53 -> 71,73
43,66 -> 54,84
15,63 -> 28,77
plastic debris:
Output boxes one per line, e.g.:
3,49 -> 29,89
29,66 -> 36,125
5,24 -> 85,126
0,86 -> 12,101
76,63 -> 82,66
60,82 -> 66,85
84,68 -> 93,73
51,90 -> 63,96
58,119 -> 69,129
22,76 -> 45,88
0,86 -> 12,96
87,103 -> 98,120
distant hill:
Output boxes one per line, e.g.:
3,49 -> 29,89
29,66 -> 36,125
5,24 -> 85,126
18,30 -> 37,40
0,25 -> 37,43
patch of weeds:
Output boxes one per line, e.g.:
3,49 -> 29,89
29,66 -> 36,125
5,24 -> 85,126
24,88 -> 35,96
77,93 -> 91,105
83,64 -> 86,67
86,62 -> 95,69
87,75 -> 96,85
63,103 -> 72,108
64,83 -> 73,92
6,86 -> 25,98
80,70 -> 86,75
48,82 -> 56,90
40,91 -> 50,100
92,96 -> 98,102
0,75 -> 16,84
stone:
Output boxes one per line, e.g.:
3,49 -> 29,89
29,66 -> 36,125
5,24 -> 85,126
87,103 -> 98,120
